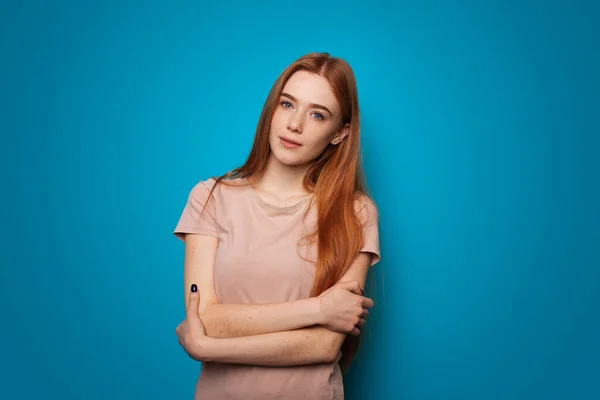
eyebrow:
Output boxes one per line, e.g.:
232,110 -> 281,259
280,92 -> 333,116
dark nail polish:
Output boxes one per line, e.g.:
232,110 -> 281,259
191,284 -> 197,293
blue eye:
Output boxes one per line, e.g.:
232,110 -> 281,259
281,101 -> 292,108
313,112 -> 324,120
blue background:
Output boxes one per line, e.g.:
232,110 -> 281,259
1,1 -> 598,399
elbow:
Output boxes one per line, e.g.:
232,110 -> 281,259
323,347 -> 339,364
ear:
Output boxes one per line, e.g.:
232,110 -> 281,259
331,124 -> 350,145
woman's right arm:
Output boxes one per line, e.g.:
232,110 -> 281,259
183,233 -> 369,338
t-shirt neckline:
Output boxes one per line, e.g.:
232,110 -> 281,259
244,178 -> 313,214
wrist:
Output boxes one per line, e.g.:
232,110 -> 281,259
307,297 -> 324,326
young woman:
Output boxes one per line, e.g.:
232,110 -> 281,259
174,52 -> 381,400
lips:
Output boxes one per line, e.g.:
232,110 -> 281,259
280,136 -> 302,146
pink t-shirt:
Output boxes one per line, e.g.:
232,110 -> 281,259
174,177 -> 380,400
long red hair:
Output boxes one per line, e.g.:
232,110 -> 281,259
206,52 -> 370,371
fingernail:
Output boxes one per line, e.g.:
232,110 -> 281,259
359,288 -> 364,295
191,284 -> 197,293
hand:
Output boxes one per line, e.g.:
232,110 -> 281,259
175,284 -> 208,361
317,280 -> 374,336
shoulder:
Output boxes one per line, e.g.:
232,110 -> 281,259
354,193 -> 379,226
188,177 -> 216,199
189,176 -> 248,202
354,193 -> 378,214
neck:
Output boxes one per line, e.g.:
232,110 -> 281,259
253,155 -> 312,198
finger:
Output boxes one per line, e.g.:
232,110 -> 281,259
187,284 -> 200,319
357,318 -> 366,328
361,308 -> 370,318
362,297 -> 375,309
351,327 -> 360,336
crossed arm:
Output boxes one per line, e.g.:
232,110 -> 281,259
179,233 -> 373,366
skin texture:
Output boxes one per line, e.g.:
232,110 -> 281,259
268,70 -> 349,169
177,252 -> 373,366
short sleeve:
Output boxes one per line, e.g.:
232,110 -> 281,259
173,179 -> 219,241
357,195 -> 381,267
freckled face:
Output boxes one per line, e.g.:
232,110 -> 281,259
269,70 -> 345,167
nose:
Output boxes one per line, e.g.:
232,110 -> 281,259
287,111 -> 303,133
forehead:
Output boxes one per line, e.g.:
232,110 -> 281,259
282,70 -> 340,114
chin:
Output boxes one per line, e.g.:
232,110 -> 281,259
269,148 -> 308,167
274,153 -> 305,167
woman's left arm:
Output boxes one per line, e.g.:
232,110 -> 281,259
177,252 -> 373,366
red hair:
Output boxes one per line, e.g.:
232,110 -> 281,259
206,52 -> 370,371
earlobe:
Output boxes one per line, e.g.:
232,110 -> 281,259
331,124 -> 350,145
331,136 -> 343,145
